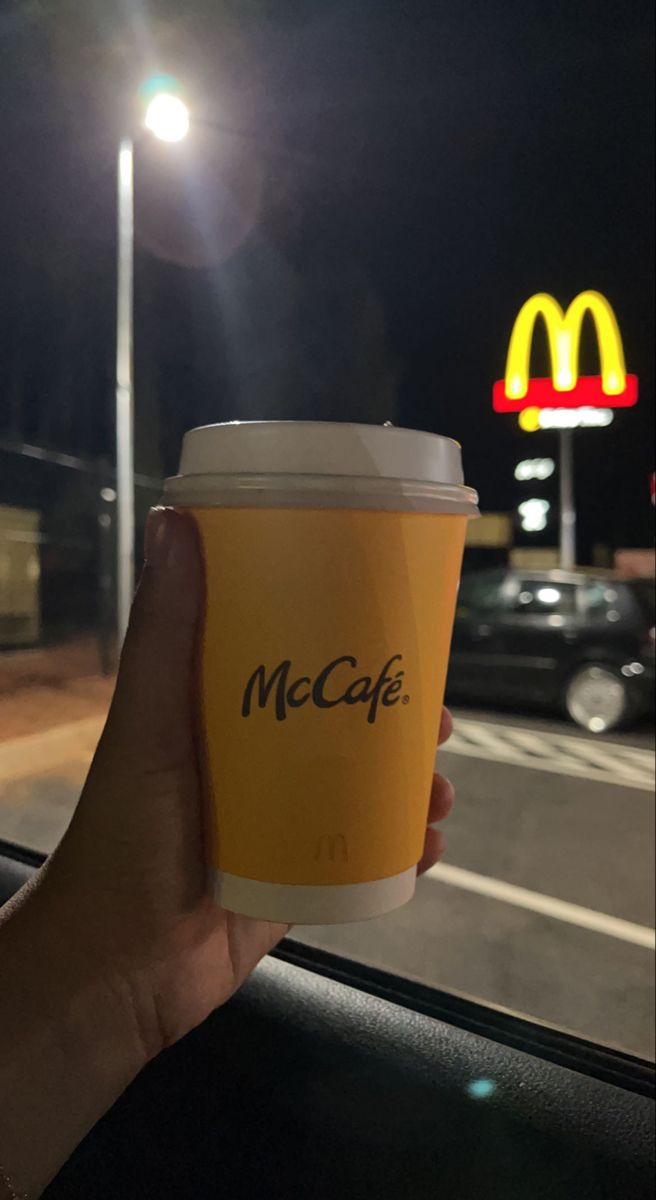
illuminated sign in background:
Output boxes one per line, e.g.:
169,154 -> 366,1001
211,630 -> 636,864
518,498 -> 551,532
514,458 -> 555,481
493,291 -> 638,415
494,290 -> 640,563
519,407 -> 615,432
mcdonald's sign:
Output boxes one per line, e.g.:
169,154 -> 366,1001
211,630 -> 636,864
493,291 -> 638,412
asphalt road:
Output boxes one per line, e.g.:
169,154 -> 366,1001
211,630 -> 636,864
1,704 -> 654,1060
296,707 -> 656,1061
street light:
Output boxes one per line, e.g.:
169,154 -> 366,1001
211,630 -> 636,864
144,93 -> 190,142
115,90 -> 190,645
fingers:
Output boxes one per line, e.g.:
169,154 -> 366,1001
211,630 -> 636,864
421,713 -> 455,875
419,708 -> 455,868
102,508 -> 204,769
417,827 -> 445,877
419,773 -> 453,875
427,772 -> 455,825
438,706 -> 453,746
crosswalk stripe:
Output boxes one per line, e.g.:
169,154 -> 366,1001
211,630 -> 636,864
501,728 -> 559,759
553,738 -> 651,784
447,723 -> 528,763
450,722 -> 499,746
616,747 -> 656,769
425,862 -> 656,950
441,717 -> 655,791
535,725 -> 653,764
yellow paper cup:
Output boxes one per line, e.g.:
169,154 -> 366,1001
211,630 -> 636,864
163,422 -> 478,923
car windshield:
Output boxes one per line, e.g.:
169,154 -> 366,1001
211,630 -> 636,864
1,1 -> 654,1065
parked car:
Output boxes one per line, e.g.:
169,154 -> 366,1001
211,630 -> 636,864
447,569 -> 655,733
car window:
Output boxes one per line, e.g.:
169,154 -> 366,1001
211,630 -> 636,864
1,2 -> 653,1072
513,580 -> 577,615
578,581 -> 625,621
579,581 -> 616,611
626,580 -> 656,624
456,572 -> 507,614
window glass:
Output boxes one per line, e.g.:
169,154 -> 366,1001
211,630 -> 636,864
0,2 -> 653,1069
457,571 -> 506,614
513,580 -> 577,615
579,581 -> 617,612
627,580 -> 656,624
578,581 -> 627,623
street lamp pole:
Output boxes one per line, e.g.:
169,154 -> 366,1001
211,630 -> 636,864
559,429 -> 576,569
114,89 -> 190,646
115,137 -> 135,646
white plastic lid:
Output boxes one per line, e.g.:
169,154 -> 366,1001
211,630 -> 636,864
176,421 -> 466,486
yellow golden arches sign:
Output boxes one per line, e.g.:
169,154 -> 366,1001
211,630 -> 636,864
493,290 -> 638,411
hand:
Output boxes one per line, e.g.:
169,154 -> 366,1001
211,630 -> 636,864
422,705 -> 456,871
0,507 -> 455,1196
42,507 -> 455,1059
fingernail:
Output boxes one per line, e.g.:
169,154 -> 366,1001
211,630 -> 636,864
145,507 -> 176,569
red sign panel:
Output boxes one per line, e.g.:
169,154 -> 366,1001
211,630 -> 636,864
493,374 -> 639,413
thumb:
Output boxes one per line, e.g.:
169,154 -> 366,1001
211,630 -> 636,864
103,507 -> 204,771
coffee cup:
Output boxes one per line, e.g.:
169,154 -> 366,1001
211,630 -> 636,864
163,421 -> 478,923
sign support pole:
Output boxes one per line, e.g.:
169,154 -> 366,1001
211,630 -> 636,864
559,429 -> 576,569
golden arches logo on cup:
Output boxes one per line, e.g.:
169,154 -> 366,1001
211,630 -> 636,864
163,422 -> 478,924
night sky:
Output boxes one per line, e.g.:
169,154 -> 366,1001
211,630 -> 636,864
1,0 -> 654,567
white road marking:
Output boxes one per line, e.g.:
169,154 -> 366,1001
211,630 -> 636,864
555,737 -> 650,784
425,861 -> 656,950
502,727 -> 555,756
445,722 -> 529,764
441,717 -> 655,791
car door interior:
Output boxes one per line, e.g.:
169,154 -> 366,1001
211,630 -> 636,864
1,840 -> 653,1200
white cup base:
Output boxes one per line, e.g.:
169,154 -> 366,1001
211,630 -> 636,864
214,866 -> 417,925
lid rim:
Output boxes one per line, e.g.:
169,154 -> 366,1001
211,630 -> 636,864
164,470 -> 477,490
176,421 -> 469,489
162,471 -> 479,516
